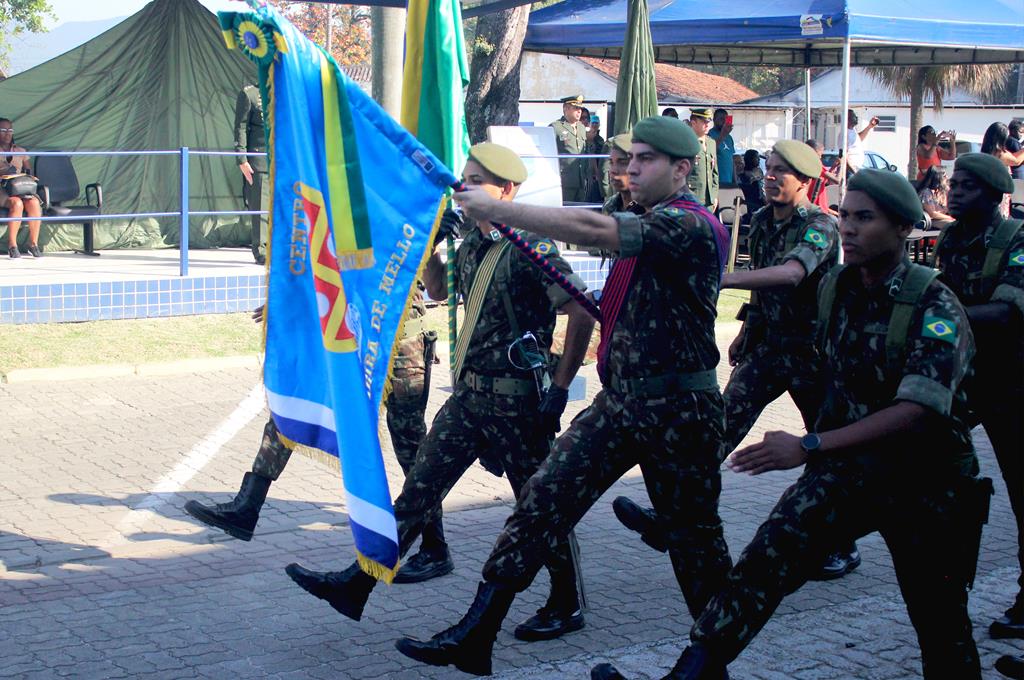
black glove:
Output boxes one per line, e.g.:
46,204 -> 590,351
538,384 -> 570,438
435,208 -> 464,246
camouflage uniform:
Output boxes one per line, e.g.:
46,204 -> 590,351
935,218 -> 1024,602
391,229 -> 586,593
551,117 -> 590,203
252,292 -> 437,542
690,258 -> 983,678
481,189 -> 733,620
724,203 -> 839,453
687,136 -> 719,210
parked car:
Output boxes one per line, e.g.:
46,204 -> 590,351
938,140 -> 982,174
821,149 -> 899,173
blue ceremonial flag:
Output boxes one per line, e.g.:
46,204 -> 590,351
219,3 -> 457,580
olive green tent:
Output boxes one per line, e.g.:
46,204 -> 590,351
0,0 -> 258,251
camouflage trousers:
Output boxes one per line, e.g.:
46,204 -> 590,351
482,388 -> 732,619
723,343 -> 823,455
691,458 -> 981,679
976,391 -> 1024,601
391,385 -> 578,595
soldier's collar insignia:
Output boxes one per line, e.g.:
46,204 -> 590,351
1009,249 -> 1024,267
922,316 -> 958,344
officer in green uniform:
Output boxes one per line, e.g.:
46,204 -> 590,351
687,108 -> 719,210
182,292 -> 445,582
394,116 -> 733,677
938,153 -> 1024,640
593,170 -> 987,680
234,84 -> 268,265
612,140 -> 859,580
551,94 -> 591,203
284,143 -> 596,643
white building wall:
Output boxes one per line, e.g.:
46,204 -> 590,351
519,52 -> 617,102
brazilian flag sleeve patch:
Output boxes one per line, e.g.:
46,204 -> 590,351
535,240 -> 554,255
922,316 -> 958,344
803,228 -> 828,249
1008,249 -> 1024,267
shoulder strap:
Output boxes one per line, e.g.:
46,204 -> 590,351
815,264 -> 847,349
886,264 -> 940,369
929,221 -> 954,268
451,239 -> 513,381
981,218 -> 1024,283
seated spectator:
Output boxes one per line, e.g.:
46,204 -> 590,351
805,139 -> 839,216
1008,120 -> 1023,180
915,125 -> 957,181
915,166 -> 954,223
0,117 -> 42,258
737,149 -> 765,219
981,121 -> 1024,217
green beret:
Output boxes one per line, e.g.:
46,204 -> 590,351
847,168 -> 923,225
632,116 -> 700,158
559,94 -> 585,105
689,108 -> 713,120
609,132 -> 633,154
954,153 -> 1014,194
468,142 -> 528,184
771,139 -> 822,179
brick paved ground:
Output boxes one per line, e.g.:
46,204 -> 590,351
0,324 -> 1020,679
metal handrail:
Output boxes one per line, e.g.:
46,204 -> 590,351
2,147 -> 611,275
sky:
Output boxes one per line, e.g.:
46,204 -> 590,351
42,0 -> 245,26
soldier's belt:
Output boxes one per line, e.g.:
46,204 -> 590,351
461,370 -> 534,396
607,369 -> 718,397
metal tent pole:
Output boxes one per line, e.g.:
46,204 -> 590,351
804,68 -> 812,141
838,38 -> 851,264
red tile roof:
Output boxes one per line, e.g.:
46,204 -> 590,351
576,57 -> 758,104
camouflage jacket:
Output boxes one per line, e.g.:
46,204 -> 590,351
389,288 -> 432,399
935,218 -> 1023,391
551,117 -> 590,190
745,203 -> 839,344
455,227 -> 585,378
605,189 -> 722,380
817,258 -> 977,475
602,192 -> 634,216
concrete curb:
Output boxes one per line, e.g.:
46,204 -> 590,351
1,354 -> 261,384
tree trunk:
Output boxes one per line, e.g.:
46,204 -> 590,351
465,6 -> 529,143
907,68 -> 926,180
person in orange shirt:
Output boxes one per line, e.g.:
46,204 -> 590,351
916,125 -> 957,181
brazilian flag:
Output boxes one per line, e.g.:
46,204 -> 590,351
922,316 -> 958,345
803,228 -> 827,249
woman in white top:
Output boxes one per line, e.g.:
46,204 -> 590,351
0,117 -> 43,258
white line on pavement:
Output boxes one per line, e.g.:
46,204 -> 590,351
102,382 -> 266,548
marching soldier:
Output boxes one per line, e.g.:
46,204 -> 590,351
182,292 -> 445,583
594,169 -> 988,680
687,108 -> 719,211
613,140 -> 860,581
234,84 -> 268,265
602,133 -> 634,215
938,153 -> 1024,641
395,116 -> 734,677
284,143 -> 596,643
551,94 -> 591,204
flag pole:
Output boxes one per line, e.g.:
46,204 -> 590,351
446,235 -> 458,380
451,182 -> 601,321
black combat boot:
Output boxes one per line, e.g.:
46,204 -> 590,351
591,645 -> 728,680
394,580 -> 516,676
513,576 -> 584,641
613,496 -> 668,552
184,472 -> 272,541
285,562 -> 377,621
991,596 -> 1024,639
810,541 -> 861,581
392,547 -> 454,584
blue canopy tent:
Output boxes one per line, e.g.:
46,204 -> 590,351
526,0 -> 1024,212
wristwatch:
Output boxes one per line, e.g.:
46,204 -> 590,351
800,433 -> 822,455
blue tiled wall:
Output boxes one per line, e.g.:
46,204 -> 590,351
0,275 -> 266,324
0,255 -> 610,325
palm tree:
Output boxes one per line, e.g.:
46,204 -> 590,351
867,65 -> 1011,178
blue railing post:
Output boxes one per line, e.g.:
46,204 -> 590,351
180,147 -> 190,276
